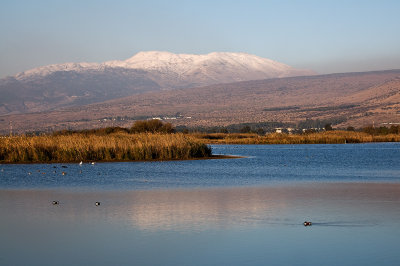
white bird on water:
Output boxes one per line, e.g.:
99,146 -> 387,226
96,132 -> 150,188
79,161 -> 83,165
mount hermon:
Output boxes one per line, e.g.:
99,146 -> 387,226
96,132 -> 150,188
0,51 -> 314,115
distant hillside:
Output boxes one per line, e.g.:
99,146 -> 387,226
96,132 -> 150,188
1,69 -> 399,134
0,69 -> 159,115
0,51 -> 313,115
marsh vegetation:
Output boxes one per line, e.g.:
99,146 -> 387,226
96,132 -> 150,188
192,130 -> 400,144
0,132 -> 212,163
1,119 -> 400,163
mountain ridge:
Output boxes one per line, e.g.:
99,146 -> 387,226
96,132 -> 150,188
0,51 -> 315,116
12,51 -> 314,81
1,69 -> 399,134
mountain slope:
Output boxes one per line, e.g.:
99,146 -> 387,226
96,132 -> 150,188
0,52 -> 314,115
1,69 -> 399,133
0,68 -> 159,114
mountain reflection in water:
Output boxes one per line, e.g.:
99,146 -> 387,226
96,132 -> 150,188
2,183 -> 400,231
2,183 -> 400,265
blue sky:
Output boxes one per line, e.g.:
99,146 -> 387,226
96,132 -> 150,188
1,0 -> 400,77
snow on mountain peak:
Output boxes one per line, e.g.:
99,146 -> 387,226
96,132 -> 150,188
12,51 -> 314,83
14,62 -> 103,80
118,51 -> 304,78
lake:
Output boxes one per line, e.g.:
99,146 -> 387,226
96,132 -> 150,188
1,143 -> 400,265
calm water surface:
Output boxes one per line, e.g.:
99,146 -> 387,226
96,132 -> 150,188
1,143 -> 400,189
1,143 -> 400,265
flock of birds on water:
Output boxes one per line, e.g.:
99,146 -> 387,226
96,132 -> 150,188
26,161 -> 95,176
50,161 -> 101,206
8,160 -> 103,207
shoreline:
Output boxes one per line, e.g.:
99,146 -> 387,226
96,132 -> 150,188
0,154 -> 244,165
205,140 -> 400,145
195,131 -> 400,144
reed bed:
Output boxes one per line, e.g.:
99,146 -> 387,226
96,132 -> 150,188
0,133 -> 212,163
194,131 -> 400,144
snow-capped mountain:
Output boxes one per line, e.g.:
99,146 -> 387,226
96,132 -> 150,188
0,51 -> 314,115
14,51 -> 314,86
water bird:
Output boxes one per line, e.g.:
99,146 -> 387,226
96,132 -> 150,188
62,172 -> 66,175
28,172 -> 32,175
91,162 -> 95,165
303,221 -> 312,226
95,202 -> 101,206
52,201 -> 59,205
79,161 -> 83,165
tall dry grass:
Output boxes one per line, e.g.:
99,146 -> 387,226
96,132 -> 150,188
0,133 -> 212,163
194,131 -> 400,144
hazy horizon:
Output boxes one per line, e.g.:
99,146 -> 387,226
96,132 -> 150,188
1,0 -> 400,78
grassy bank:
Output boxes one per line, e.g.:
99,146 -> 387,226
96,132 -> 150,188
2,129 -> 399,163
193,131 -> 400,144
0,133 -> 212,163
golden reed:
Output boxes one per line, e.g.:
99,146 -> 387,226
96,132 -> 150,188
193,131 -> 400,144
0,133 -> 212,163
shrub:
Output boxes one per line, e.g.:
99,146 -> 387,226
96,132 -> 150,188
130,120 -> 174,134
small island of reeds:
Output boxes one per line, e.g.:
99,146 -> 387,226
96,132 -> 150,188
0,120 -> 213,163
0,133 -> 213,163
